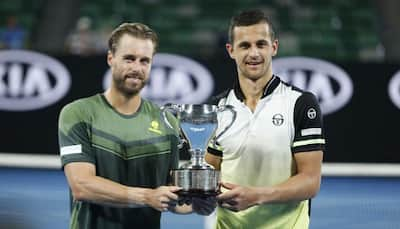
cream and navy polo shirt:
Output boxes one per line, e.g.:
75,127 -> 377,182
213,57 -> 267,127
207,75 -> 325,228
207,74 -> 326,185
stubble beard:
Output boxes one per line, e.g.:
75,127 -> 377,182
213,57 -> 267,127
113,75 -> 148,98
241,58 -> 271,82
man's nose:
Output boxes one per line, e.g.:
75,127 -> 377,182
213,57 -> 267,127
248,46 -> 260,56
129,60 -> 141,69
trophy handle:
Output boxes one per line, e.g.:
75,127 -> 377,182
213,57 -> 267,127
160,103 -> 179,130
214,104 -> 236,142
160,103 -> 187,148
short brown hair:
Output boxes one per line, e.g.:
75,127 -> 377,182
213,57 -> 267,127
108,22 -> 159,54
228,9 -> 276,44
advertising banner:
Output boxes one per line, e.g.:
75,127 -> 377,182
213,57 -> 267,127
1,50 -> 399,163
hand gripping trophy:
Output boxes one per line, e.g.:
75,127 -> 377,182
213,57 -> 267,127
161,104 -> 236,199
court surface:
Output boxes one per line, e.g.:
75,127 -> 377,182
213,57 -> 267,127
0,167 -> 399,229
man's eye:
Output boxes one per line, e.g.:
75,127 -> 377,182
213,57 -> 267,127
257,41 -> 268,47
141,59 -> 150,64
124,56 -> 136,61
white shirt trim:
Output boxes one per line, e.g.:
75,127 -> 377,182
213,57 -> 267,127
60,144 -> 82,156
301,128 -> 322,136
293,139 -> 325,147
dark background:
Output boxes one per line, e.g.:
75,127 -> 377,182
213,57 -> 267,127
1,0 -> 400,163
1,55 -> 399,163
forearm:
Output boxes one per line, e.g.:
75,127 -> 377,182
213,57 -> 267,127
258,151 -> 323,204
71,175 -> 150,208
257,173 -> 321,204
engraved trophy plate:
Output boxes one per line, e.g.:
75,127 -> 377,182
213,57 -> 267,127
161,104 -> 236,198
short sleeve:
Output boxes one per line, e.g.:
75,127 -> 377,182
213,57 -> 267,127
207,141 -> 223,157
292,92 -> 326,153
58,102 -> 95,167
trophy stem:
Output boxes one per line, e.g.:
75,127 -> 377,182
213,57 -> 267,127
162,104 -> 233,199
190,149 -> 205,167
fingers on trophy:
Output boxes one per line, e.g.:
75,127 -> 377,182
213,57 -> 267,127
161,104 -> 236,203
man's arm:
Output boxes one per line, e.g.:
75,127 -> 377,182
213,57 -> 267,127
218,150 -> 322,211
64,162 -> 181,211
205,152 -> 222,171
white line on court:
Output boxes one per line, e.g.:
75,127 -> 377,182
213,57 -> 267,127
1,153 -> 400,177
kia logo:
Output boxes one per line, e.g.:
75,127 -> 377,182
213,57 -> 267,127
272,57 -> 353,115
103,53 -> 214,104
389,70 -> 400,109
0,50 -> 71,111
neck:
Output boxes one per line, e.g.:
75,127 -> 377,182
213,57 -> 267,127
238,73 -> 273,111
104,88 -> 141,115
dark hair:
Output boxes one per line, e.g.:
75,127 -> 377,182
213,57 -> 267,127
228,9 -> 276,44
108,22 -> 158,54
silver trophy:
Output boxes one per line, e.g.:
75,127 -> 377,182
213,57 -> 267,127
161,104 -> 236,197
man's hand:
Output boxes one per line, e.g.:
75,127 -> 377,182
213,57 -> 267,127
173,195 -> 217,215
217,182 -> 261,212
145,186 -> 181,212
191,196 -> 217,215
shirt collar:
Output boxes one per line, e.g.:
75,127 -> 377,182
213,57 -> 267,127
233,75 -> 280,101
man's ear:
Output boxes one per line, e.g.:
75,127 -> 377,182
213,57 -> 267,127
226,43 -> 235,59
272,39 -> 279,57
107,51 -> 113,67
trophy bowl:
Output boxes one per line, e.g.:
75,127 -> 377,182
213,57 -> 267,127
161,104 -> 236,198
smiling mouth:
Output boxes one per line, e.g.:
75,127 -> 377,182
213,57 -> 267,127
125,74 -> 143,80
246,62 -> 262,66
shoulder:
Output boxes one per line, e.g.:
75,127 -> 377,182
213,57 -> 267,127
142,99 -> 179,124
276,78 -> 301,95
295,91 -> 320,109
273,77 -> 321,115
277,78 -> 318,103
61,94 -> 100,112
59,94 -> 100,124
279,81 -> 321,114
141,99 -> 163,115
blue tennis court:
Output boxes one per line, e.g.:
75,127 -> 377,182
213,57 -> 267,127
0,167 -> 399,229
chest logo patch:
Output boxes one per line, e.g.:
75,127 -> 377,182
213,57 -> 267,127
148,120 -> 162,134
272,114 -> 284,126
307,108 -> 317,119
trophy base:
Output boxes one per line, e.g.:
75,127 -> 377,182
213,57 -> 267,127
171,169 -> 220,194
177,189 -> 220,198
176,189 -> 220,205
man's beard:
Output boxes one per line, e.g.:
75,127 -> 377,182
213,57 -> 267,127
113,75 -> 148,97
